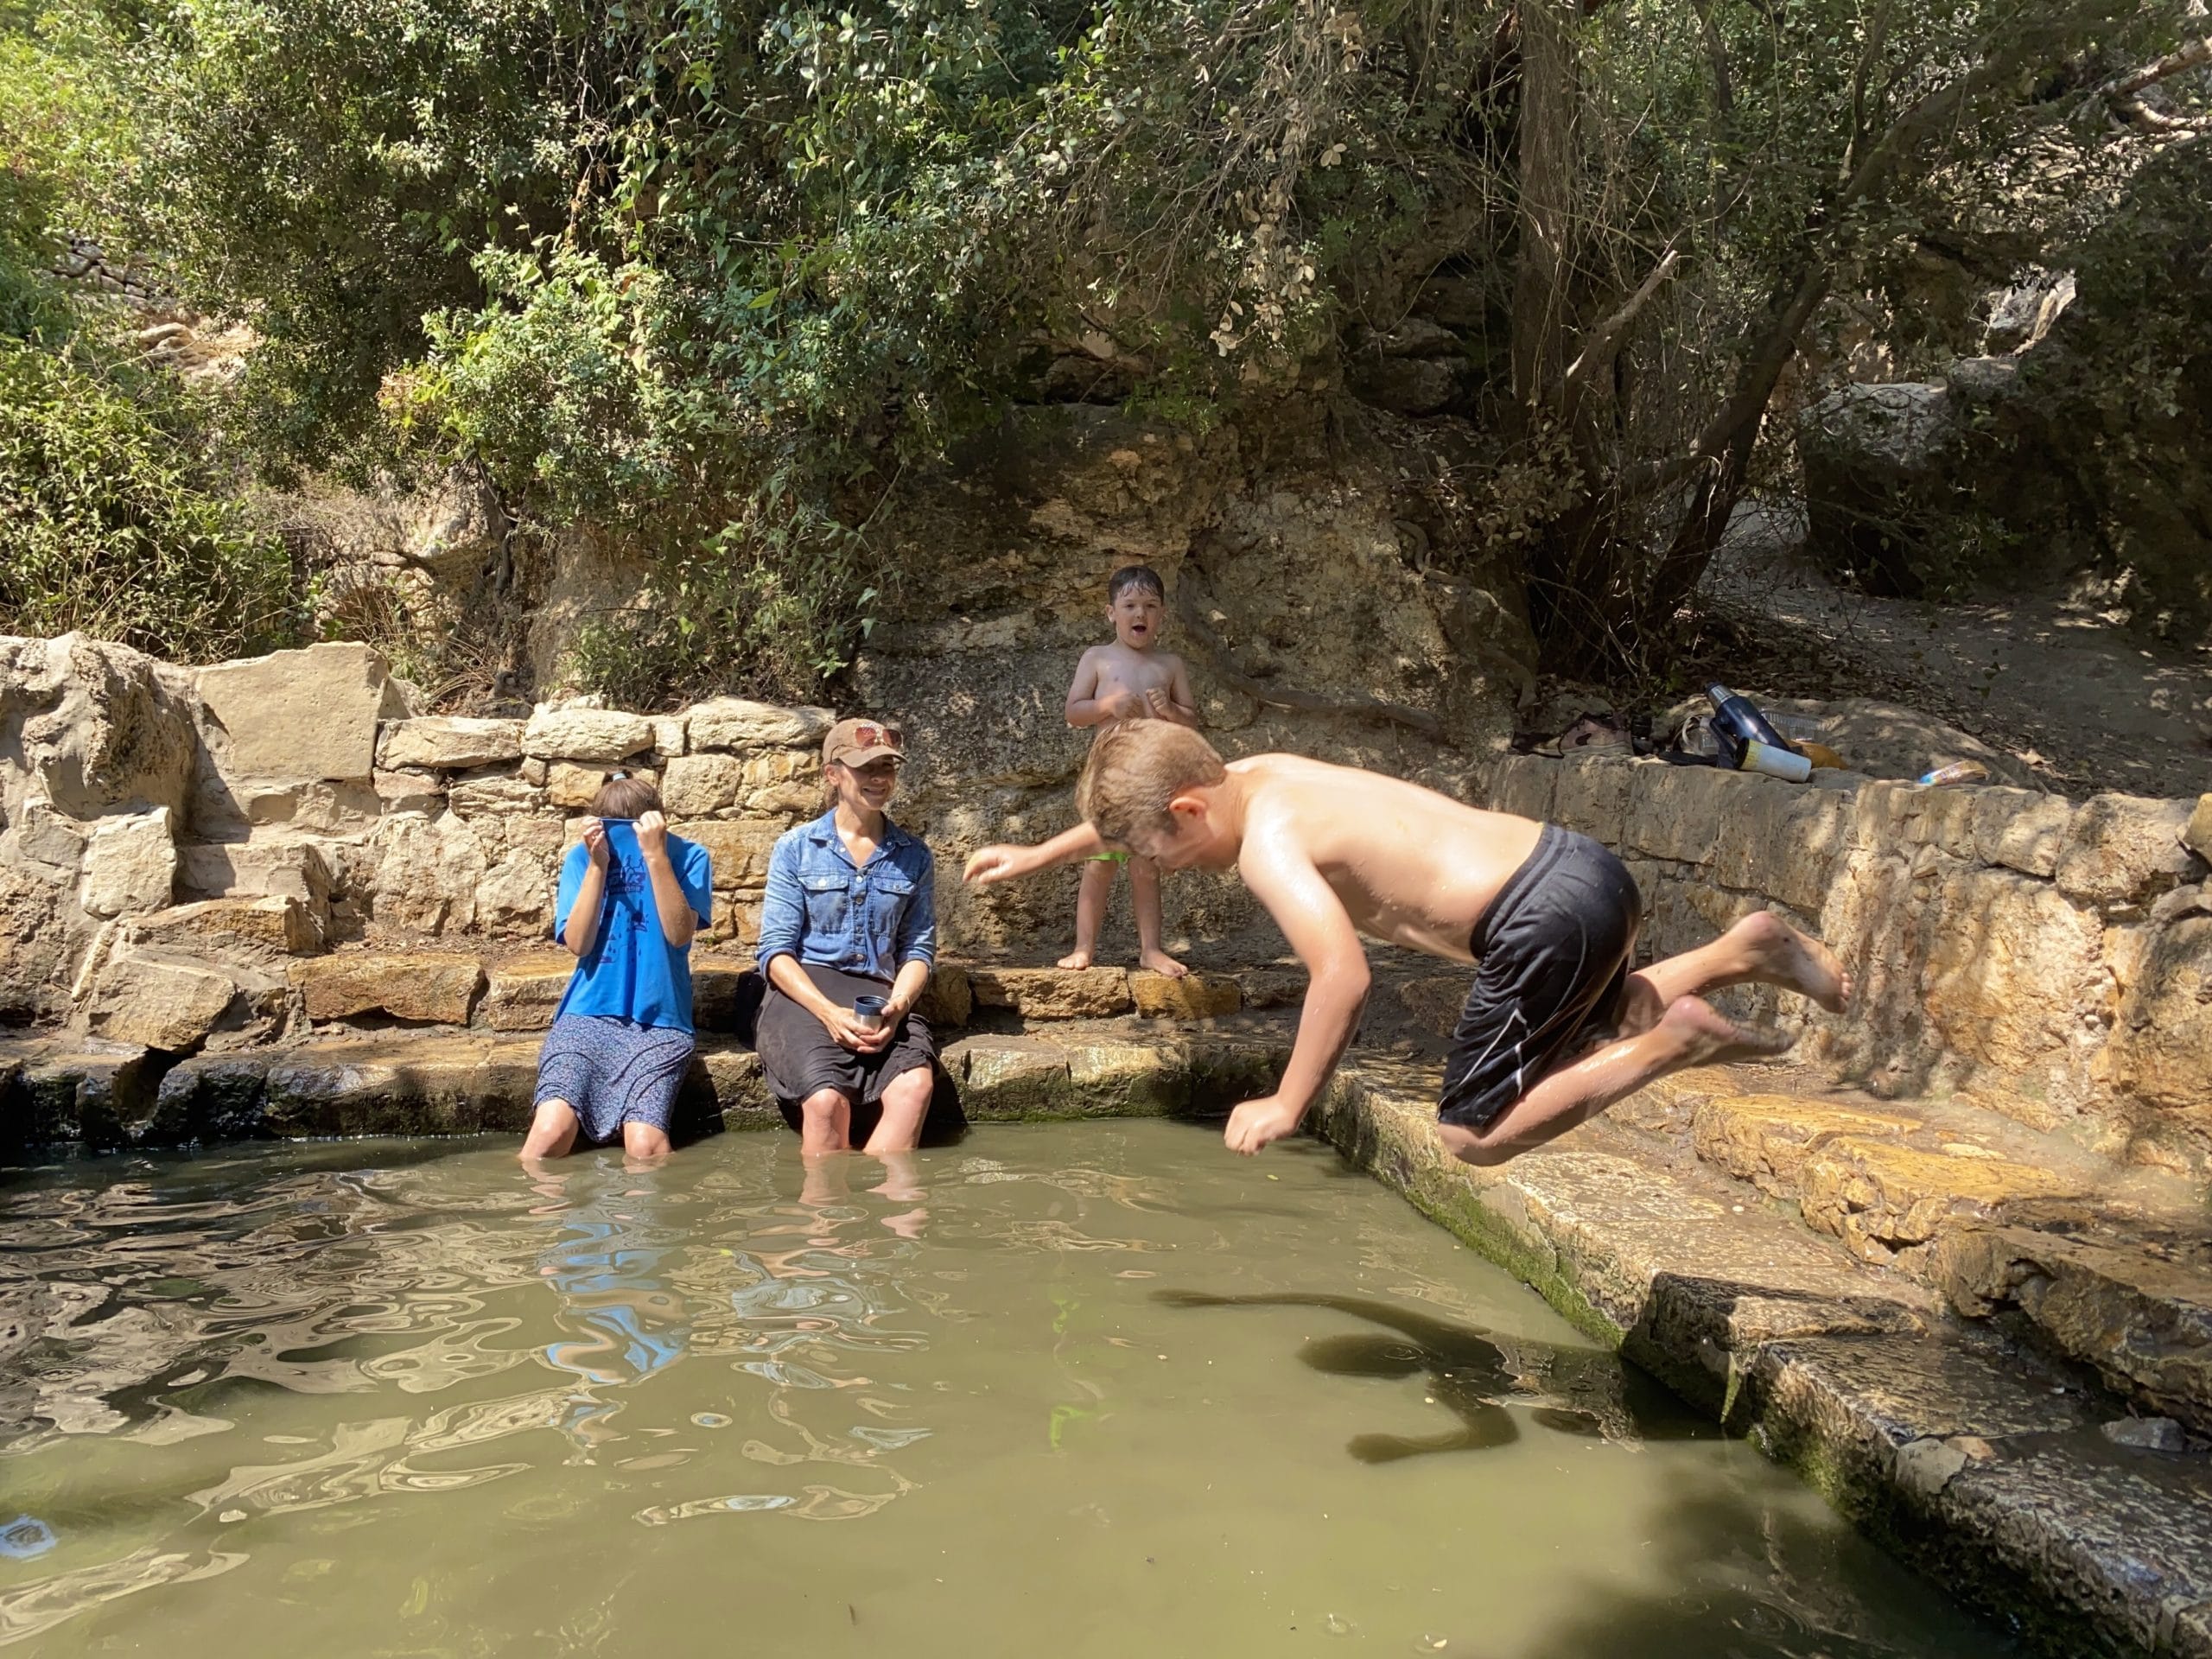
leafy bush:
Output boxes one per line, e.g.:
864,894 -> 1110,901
0,340 -> 296,658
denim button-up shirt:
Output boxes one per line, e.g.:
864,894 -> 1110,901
755,810 -> 937,982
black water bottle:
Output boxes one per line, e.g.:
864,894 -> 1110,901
1706,683 -> 1788,751
1706,683 -> 1809,781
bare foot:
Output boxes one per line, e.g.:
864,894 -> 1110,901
1058,949 -> 1095,970
1138,949 -> 1189,979
1660,995 -> 1796,1065
1730,910 -> 1852,1013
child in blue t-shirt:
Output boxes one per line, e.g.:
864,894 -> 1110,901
519,773 -> 715,1162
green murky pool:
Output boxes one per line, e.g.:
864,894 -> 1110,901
1,1123 -> 2013,1656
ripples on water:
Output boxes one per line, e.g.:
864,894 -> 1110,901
0,1125 -> 2013,1657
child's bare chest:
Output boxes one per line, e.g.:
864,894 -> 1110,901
1093,651 -> 1173,693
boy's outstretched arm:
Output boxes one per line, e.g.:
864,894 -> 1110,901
1224,824 -> 1370,1154
964,821 -> 1108,887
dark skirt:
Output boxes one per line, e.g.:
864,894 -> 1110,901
756,963 -> 964,1144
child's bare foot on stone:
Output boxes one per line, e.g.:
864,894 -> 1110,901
1139,948 -> 1189,978
1058,948 -> 1095,970
1661,995 -> 1795,1065
1730,910 -> 1852,1012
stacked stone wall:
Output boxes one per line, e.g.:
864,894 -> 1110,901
1491,752 -> 2212,1170
0,633 -> 860,1055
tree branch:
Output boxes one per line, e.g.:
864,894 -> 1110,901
1561,247 -> 1680,401
2095,34 -> 2210,103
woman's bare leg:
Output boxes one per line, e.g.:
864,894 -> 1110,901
1440,997 -> 1790,1166
622,1121 -> 672,1165
1060,860 -> 1116,969
1129,857 -> 1187,977
520,1099 -> 581,1160
799,1086 -> 852,1157
863,1065 -> 932,1154
1614,910 -> 1853,1035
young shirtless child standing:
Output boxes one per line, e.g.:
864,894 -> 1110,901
964,723 -> 1851,1165
1059,565 -> 1198,978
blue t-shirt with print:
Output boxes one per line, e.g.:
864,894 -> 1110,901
552,823 -> 715,1032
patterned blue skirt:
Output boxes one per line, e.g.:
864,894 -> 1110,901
533,1015 -> 696,1145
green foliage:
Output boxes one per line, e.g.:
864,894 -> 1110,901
0,339 -> 296,658
1,3 -> 292,662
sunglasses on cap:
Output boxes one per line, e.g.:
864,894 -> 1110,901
839,724 -> 903,753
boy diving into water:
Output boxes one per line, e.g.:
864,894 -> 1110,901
964,724 -> 1850,1165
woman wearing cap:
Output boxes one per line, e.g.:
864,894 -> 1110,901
520,772 -> 715,1162
754,717 -> 944,1155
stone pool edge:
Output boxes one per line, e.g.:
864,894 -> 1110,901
10,1024 -> 2207,1657
1309,1057 -> 2212,1659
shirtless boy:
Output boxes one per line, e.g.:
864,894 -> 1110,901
1059,565 -> 1198,978
964,723 -> 1850,1165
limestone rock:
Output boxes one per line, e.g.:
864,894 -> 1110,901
2,797 -> 86,877
446,774 -> 544,817
128,896 -> 321,959
1240,965 -> 1308,1008
735,749 -> 823,817
1757,697 -> 2026,788
917,963 -> 973,1027
520,706 -> 653,764
478,850 -> 553,934
1551,753 -> 1634,849
1691,1096 -> 1923,1197
480,952 -> 575,1031
195,642 -> 391,783
205,776 -> 384,836
2188,795 -> 2212,864
547,761 -> 652,812
374,769 -> 443,814
12,1039 -> 160,1148
376,716 -> 524,771
691,962 -> 764,1036
661,753 -> 741,816
4,632 -> 199,817
1973,788 -> 2075,878
1132,970 -> 1241,1020
1921,867 -> 2106,1075
78,807 -> 176,918
2054,793 -> 2201,906
1931,1225 -> 2212,1433
968,965 -> 1134,1019
2103,1417 -> 2187,1452
671,819 -> 785,891
175,839 -> 334,918
1395,975 -> 1465,1038
370,813 -> 486,935
1486,754 -> 1557,825
686,698 -> 833,753
292,952 -> 486,1024
2105,914 -> 2212,1119
1798,1137 -> 2075,1265
949,1035 -> 1073,1116
85,955 -> 238,1052
258,1033 -> 541,1136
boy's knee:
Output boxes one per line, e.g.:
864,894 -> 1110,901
801,1087 -> 849,1119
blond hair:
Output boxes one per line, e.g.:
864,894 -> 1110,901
1076,721 -> 1227,843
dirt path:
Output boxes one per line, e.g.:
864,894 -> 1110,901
1692,537 -> 2212,800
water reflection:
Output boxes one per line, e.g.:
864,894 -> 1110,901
0,1131 -> 2015,1659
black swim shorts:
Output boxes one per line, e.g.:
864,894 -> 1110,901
1436,824 -> 1643,1132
